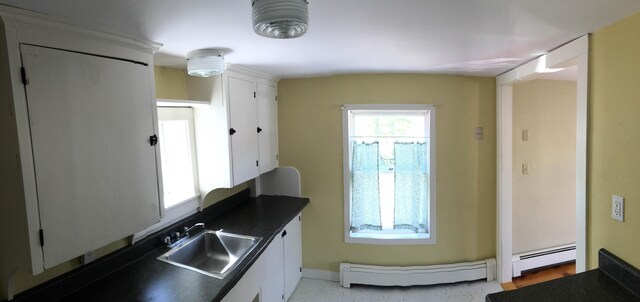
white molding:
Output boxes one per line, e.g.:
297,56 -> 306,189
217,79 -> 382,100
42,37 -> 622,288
302,268 -> 340,282
575,51 -> 588,274
496,84 -> 513,283
339,259 -> 496,288
547,36 -> 588,68
227,64 -> 280,83
0,7 -> 161,56
496,34 -> 589,282
157,98 -> 211,107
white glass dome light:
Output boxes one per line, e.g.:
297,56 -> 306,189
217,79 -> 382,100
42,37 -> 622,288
252,0 -> 309,39
187,49 -> 226,77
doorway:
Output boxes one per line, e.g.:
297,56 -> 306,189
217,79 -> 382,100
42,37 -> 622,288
496,35 -> 588,283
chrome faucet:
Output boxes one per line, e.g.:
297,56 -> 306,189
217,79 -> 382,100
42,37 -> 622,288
164,222 -> 205,248
183,223 -> 205,236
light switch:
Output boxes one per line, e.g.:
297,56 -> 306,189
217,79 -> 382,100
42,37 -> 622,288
475,127 -> 483,140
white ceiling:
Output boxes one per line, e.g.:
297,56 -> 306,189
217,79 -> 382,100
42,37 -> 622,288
1,0 -> 639,78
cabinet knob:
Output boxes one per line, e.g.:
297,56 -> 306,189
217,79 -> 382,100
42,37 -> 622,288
149,135 -> 158,146
229,128 -> 236,135
257,127 -> 263,133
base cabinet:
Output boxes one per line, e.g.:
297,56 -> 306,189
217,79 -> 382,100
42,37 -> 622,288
222,214 -> 302,302
283,214 -> 302,301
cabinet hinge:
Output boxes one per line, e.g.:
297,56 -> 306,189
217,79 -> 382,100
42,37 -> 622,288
20,67 -> 29,85
299,215 -> 301,221
256,160 -> 259,167
281,294 -> 284,300
300,267 -> 302,273
39,229 -> 44,246
275,95 -> 278,101
254,91 -> 256,98
282,230 -> 287,238
276,154 -> 279,160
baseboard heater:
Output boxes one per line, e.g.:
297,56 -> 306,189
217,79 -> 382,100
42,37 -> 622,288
512,244 -> 576,277
339,259 -> 496,288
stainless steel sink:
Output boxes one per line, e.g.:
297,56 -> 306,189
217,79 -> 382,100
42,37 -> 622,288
157,230 -> 262,279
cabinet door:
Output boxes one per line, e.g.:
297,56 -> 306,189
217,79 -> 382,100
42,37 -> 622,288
257,82 -> 279,174
228,76 -> 260,185
261,235 -> 285,302
21,45 -> 161,269
221,259 -> 262,302
283,214 -> 302,300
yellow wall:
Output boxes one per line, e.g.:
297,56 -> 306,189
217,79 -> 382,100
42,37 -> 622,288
588,13 -> 640,269
278,74 -> 496,272
512,80 -> 576,254
2,67 -> 246,299
154,66 -> 188,100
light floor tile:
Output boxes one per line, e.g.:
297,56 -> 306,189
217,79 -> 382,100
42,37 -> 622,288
290,278 -> 503,302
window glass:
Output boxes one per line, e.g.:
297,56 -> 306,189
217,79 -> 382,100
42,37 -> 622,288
157,107 -> 198,208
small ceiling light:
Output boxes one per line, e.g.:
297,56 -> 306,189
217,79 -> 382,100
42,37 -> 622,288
187,49 -> 226,77
252,0 -> 309,39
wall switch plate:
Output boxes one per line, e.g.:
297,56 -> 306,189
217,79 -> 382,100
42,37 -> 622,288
612,195 -> 624,222
475,127 -> 483,140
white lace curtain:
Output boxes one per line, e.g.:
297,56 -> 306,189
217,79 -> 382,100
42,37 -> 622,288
350,141 -> 429,233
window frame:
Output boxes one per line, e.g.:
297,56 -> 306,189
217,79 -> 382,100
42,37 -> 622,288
133,105 -> 201,244
342,104 -> 436,245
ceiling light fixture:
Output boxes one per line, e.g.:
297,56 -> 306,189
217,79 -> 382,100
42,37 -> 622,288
252,0 -> 309,39
187,49 -> 226,77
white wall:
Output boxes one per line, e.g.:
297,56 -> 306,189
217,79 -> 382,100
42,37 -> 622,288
512,79 -> 576,254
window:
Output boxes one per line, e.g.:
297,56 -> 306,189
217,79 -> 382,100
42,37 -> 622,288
132,106 -> 201,244
157,107 -> 199,208
342,104 -> 436,244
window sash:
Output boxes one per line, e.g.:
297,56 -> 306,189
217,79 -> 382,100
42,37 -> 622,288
342,104 -> 436,245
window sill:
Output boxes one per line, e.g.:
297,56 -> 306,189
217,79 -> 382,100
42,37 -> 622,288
131,195 -> 201,244
346,231 -> 436,245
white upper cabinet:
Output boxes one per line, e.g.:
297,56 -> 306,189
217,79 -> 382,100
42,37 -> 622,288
0,8 -> 162,274
228,75 -> 261,185
257,82 -> 279,174
22,45 -> 161,269
189,67 -> 279,195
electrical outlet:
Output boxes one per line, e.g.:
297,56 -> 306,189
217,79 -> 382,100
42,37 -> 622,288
82,250 -> 96,264
612,195 -> 624,222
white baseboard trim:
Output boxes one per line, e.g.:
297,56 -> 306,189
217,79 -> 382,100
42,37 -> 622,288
339,258 -> 497,288
302,268 -> 340,282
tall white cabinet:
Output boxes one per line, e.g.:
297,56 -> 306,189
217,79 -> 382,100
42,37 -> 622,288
0,8 -> 162,281
189,67 -> 279,195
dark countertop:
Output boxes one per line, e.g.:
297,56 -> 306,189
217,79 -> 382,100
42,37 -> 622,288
12,191 -> 309,302
486,249 -> 640,302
